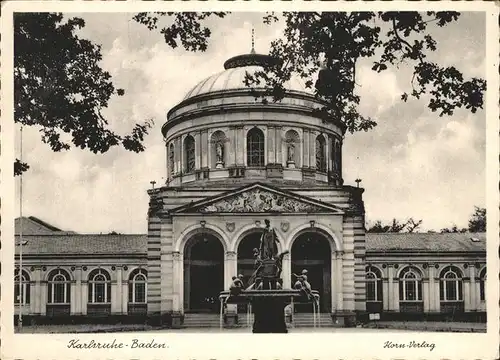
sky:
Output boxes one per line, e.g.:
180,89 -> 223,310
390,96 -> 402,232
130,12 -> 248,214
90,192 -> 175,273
14,12 -> 486,234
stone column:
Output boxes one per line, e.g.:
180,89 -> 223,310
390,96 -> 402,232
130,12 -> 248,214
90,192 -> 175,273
33,267 -> 41,315
172,251 -> 182,312
114,267 -> 123,313
40,281 -> 47,315
282,252 -> 291,289
382,276 -> 389,311
201,130 -> 208,168
335,250 -> 344,311
331,251 -> 337,312
275,126 -> 283,166
267,126 -> 276,164
303,129 -> 309,167
387,265 -> 394,311
70,279 -> 77,315
122,270 -> 128,315
236,126 -> 245,165
75,267 -> 82,314
469,265 -> 476,310
428,266 -> 436,312
393,277 -> 400,312
423,276 -> 431,312
175,137 -> 181,174
224,251 -> 238,325
309,131 -> 316,169
195,132 -> 201,169
225,251 -> 237,287
228,126 -> 237,167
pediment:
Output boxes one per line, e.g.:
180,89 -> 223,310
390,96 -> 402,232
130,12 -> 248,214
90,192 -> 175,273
173,183 -> 343,214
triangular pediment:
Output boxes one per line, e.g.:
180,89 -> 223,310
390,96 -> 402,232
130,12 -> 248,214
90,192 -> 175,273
172,183 -> 343,214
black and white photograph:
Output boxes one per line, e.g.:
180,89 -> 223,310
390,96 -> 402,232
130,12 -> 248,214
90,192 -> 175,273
1,2 -> 499,360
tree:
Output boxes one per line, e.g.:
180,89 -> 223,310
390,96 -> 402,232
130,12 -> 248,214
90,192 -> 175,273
241,12 -> 485,133
14,12 -> 226,175
366,217 -> 422,233
440,225 -> 468,233
468,206 -> 486,232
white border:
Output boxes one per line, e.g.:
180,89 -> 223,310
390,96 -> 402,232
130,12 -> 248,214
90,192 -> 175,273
1,1 -> 499,360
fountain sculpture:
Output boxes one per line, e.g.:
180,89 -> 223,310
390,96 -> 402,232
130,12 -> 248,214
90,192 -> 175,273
219,219 -> 320,333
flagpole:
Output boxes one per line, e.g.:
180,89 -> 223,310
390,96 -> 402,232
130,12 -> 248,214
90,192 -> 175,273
18,125 -> 23,330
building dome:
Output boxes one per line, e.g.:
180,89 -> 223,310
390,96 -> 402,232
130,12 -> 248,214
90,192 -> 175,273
163,51 -> 345,188
182,53 -> 311,101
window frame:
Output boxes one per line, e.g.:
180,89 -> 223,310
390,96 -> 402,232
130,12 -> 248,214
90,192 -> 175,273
247,128 -> 265,167
439,266 -> 463,302
14,270 -> 30,305
48,269 -> 71,304
399,267 -> 423,302
128,269 -> 148,304
88,269 -> 111,304
184,135 -> 196,173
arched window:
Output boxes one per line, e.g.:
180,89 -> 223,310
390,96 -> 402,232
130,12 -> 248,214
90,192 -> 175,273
184,135 -> 195,173
440,266 -> 463,301
315,135 -> 326,172
335,140 -> 341,172
48,269 -> 71,304
399,267 -> 422,301
128,269 -> 147,304
247,128 -> 265,167
479,267 -> 486,301
88,269 -> 111,304
365,266 -> 382,302
14,270 -> 30,305
211,130 -> 226,168
168,143 -> 175,175
285,130 -> 300,167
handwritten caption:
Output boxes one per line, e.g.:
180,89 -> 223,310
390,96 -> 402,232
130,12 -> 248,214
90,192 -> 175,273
68,339 -> 167,350
384,340 -> 435,352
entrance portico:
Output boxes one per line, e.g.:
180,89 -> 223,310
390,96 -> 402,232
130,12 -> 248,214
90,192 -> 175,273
159,182 -> 356,323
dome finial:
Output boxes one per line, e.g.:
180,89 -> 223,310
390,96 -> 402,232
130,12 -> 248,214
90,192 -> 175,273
251,28 -> 256,54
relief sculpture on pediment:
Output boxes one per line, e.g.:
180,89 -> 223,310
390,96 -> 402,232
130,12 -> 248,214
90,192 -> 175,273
198,188 -> 325,213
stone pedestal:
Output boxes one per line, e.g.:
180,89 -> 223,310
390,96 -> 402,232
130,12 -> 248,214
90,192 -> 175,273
225,313 -> 238,327
171,312 -> 183,329
252,298 -> 288,333
216,161 -> 224,169
287,160 -> 295,169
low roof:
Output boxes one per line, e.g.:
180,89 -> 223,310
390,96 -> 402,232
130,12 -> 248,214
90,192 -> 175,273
365,232 -> 486,253
14,232 -> 486,256
15,234 -> 147,256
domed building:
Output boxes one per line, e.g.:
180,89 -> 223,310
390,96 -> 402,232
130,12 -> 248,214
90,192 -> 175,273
146,49 -> 368,327
13,49 -> 487,330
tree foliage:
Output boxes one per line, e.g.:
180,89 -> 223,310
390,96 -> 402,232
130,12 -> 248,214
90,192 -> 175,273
440,206 -> 485,233
14,12 -> 227,176
366,218 -> 422,233
468,206 -> 486,232
243,12 -> 486,133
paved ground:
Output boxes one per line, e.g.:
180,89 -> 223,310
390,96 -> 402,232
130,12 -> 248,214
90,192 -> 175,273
16,321 -> 485,334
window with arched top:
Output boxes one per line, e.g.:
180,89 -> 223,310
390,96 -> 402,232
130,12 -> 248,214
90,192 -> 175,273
247,128 -> 265,167
399,267 -> 422,301
365,266 -> 382,302
48,269 -> 71,304
211,130 -> 226,168
88,269 -> 111,304
479,267 -> 486,301
14,270 -> 30,305
184,135 -> 196,173
315,135 -> 326,172
168,143 -> 175,175
285,130 -> 300,167
335,140 -> 341,172
128,269 -> 147,304
439,266 -> 463,301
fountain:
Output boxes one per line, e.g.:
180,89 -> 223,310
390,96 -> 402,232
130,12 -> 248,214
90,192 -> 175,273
219,219 -> 320,333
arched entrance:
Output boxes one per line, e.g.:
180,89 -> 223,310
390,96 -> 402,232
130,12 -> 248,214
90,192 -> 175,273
237,231 -> 262,312
183,233 -> 224,313
291,232 -> 332,312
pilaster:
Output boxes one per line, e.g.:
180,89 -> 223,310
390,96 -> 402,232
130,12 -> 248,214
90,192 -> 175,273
267,126 -> 276,164
75,267 -> 82,314
195,131 -> 201,169
275,126 -> 283,166
303,129 -> 309,167
335,250 -> 344,311
331,251 -> 337,312
309,131 -> 316,169
387,266 -> 394,310
172,251 -> 182,312
282,252 -> 291,289
236,126 -> 245,165
201,130 -> 208,168
469,265 -> 476,310
224,251 -> 237,287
